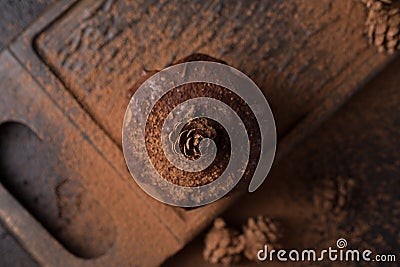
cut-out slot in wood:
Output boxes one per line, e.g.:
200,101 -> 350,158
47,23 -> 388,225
0,121 -> 116,259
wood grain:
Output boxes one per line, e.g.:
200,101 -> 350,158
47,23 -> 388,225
36,0 -> 387,143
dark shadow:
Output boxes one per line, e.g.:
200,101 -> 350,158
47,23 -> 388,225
0,121 -> 115,259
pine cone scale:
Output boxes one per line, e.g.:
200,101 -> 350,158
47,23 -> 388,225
363,0 -> 400,54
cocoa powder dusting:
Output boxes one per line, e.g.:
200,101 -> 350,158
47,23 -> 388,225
128,54 -> 262,190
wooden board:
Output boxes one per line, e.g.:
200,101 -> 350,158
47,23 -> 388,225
0,0 -> 56,50
35,0 -> 389,143
6,0 -> 398,265
0,50 -> 181,266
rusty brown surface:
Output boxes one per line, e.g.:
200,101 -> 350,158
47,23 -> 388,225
0,50 -> 181,266
35,0 -> 388,143
0,0 -> 398,266
10,1 -> 239,252
0,121 -> 115,259
0,0 -> 56,50
164,55 -> 400,267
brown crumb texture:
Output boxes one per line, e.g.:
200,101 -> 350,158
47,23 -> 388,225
136,54 -> 261,192
362,0 -> 400,53
203,218 -> 245,266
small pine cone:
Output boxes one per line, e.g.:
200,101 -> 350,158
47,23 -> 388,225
313,176 -> 355,214
361,0 -> 393,8
363,0 -> 400,53
203,218 -> 245,266
242,216 -> 282,261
